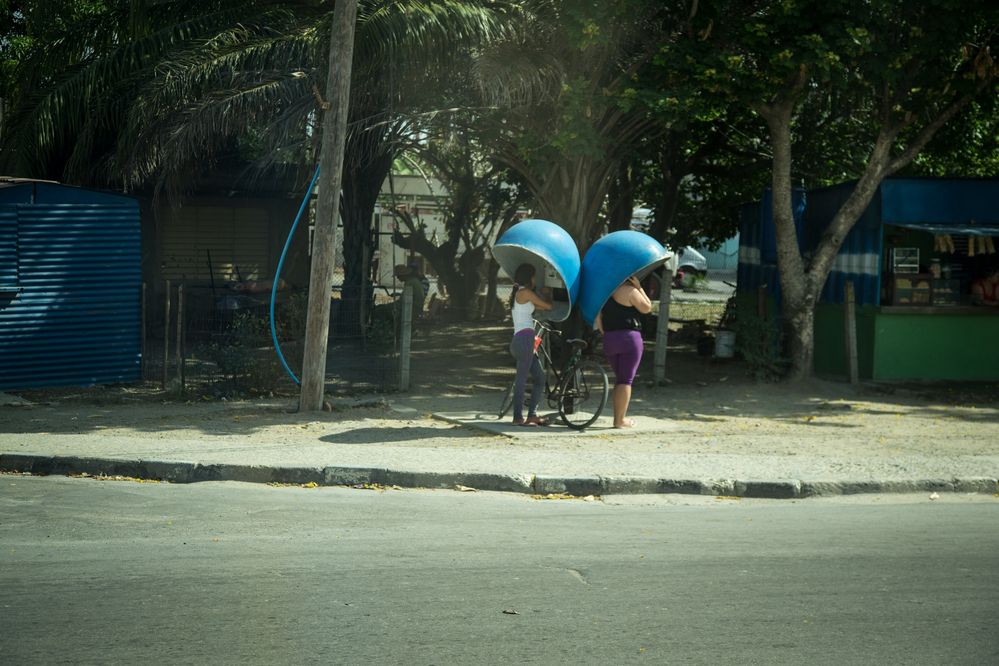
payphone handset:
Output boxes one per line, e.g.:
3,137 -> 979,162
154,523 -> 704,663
543,264 -> 565,291
536,262 -> 571,321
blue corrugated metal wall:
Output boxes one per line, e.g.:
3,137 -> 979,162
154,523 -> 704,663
736,189 -> 806,306
803,183 -> 883,306
0,184 -> 141,390
0,207 -> 17,290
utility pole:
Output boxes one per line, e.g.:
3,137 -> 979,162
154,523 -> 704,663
299,0 -> 359,412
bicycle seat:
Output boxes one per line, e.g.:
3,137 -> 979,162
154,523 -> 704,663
566,338 -> 588,351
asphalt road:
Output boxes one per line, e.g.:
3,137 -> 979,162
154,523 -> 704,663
1,476 -> 997,665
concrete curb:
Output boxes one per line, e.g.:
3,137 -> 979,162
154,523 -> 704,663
2,453 -> 997,499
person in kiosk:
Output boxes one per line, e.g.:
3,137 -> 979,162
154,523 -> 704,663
971,266 -> 999,307
594,275 -> 652,428
508,263 -> 552,426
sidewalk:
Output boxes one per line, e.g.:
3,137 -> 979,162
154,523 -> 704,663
2,377 -> 998,499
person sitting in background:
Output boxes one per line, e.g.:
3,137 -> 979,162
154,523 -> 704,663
971,267 -> 999,307
408,262 -> 431,303
394,264 -> 426,322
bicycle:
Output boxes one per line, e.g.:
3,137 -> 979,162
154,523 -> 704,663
498,321 -> 609,430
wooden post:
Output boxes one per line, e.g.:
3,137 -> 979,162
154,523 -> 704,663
844,281 -> 859,384
141,282 -> 147,380
359,243 -> 370,334
398,284 -> 413,391
653,271 -> 673,385
162,280 -> 171,390
176,284 -> 185,392
299,0 -> 359,412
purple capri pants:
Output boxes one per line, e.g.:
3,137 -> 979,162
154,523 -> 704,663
602,329 -> 644,386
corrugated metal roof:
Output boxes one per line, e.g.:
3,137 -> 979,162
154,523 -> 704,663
0,194 -> 141,390
881,178 -> 999,225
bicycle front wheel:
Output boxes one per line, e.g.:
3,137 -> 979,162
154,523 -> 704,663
556,360 -> 609,430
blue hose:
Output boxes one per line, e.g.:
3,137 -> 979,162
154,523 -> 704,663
270,164 -> 322,385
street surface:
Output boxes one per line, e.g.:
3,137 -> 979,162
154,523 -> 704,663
1,476 -> 997,665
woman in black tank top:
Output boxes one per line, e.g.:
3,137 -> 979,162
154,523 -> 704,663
595,276 -> 652,428
601,297 -> 643,332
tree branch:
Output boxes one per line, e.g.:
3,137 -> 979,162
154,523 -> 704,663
886,87 -> 985,174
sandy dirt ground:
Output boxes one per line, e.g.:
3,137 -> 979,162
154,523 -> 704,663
2,321 -> 998,470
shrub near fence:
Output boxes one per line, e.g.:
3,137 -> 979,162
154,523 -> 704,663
143,283 -> 403,396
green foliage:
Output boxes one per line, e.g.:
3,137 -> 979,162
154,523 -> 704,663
197,292 -> 305,395
1,0 -> 509,189
909,101 -> 999,177
365,303 -> 398,352
734,313 -> 788,382
473,0 -> 686,242
276,291 -> 309,343
205,310 -> 284,393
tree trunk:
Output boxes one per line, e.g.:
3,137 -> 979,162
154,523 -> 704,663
606,163 -> 635,233
650,168 -> 681,246
337,148 -> 393,336
484,256 -> 501,318
535,155 -> 616,249
783,297 -> 815,379
760,97 -> 811,381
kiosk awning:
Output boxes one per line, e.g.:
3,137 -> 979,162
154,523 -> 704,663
891,222 -> 999,236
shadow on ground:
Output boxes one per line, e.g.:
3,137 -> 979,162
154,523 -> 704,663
3,320 -> 998,438
319,425 -> 493,444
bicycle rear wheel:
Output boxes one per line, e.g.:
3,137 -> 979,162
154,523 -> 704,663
556,360 -> 609,430
499,381 -> 541,420
498,380 -> 516,418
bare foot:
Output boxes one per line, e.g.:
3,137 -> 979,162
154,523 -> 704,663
512,418 -> 537,427
525,415 -> 549,426
613,418 -> 635,429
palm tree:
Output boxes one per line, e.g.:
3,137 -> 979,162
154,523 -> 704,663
2,0 -> 514,331
471,0 -> 687,247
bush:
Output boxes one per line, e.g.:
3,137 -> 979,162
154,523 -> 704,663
365,302 -> 398,352
733,313 -> 788,382
205,310 -> 283,393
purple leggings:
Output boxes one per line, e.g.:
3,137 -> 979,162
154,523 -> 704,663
602,330 -> 643,386
509,330 -> 543,420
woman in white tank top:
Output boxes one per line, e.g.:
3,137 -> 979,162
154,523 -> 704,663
508,264 -> 552,426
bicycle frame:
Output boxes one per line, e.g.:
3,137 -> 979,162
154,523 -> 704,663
533,321 -> 585,409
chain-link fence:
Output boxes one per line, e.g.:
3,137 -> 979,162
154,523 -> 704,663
142,281 -> 406,396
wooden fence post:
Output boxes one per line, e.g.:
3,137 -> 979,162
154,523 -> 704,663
844,281 -> 859,384
359,244 -> 370,336
653,271 -> 673,385
162,280 -> 171,390
398,284 -> 413,391
176,284 -> 185,392
141,282 -> 147,380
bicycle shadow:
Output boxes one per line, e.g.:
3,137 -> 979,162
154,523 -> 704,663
433,410 -> 681,438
